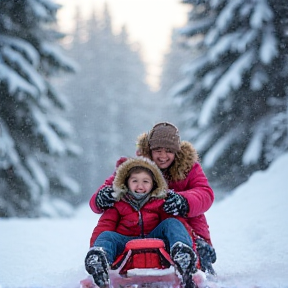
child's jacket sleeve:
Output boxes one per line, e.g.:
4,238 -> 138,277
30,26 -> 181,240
90,207 -> 119,247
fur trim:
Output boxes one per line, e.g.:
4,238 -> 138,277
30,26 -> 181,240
136,133 -> 199,182
136,133 -> 151,158
112,156 -> 168,200
170,141 -> 199,181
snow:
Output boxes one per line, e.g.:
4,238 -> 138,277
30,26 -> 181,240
0,36 -> 40,66
199,50 -> 254,127
0,62 -> 38,97
1,153 -> 288,288
215,0 -> 242,33
260,26 -> 278,64
202,131 -> 235,168
250,0 -> 273,29
2,46 -> 46,93
242,125 -> 264,165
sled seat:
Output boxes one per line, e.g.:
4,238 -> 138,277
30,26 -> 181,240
111,238 -> 174,275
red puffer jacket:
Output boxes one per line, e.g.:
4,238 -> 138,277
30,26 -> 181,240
90,157 -> 169,247
90,198 -> 167,247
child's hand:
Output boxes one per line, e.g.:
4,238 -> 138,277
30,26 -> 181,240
96,186 -> 116,209
163,190 -> 189,217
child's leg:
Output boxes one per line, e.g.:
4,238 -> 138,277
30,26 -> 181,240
92,231 -> 133,264
85,231 -> 133,288
148,218 -> 197,288
147,218 -> 192,250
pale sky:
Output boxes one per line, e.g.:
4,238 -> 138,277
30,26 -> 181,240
56,0 -> 190,90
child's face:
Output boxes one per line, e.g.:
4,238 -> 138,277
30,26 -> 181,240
151,147 -> 175,169
127,171 -> 153,194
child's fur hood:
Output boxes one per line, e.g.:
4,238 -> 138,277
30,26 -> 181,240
112,156 -> 168,200
136,133 -> 199,182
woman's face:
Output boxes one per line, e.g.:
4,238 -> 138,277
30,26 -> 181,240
151,148 -> 175,169
127,171 -> 153,194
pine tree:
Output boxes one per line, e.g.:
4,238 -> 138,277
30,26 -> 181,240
172,0 -> 288,190
0,0 -> 80,217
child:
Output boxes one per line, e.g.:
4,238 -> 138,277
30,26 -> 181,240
90,122 -> 216,275
85,157 -> 197,288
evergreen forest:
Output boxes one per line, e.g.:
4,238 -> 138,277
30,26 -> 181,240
1,0 -> 287,217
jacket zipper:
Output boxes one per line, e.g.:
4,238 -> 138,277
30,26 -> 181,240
138,211 -> 144,238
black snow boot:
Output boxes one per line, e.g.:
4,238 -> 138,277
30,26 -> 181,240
85,247 -> 109,288
171,242 -> 197,288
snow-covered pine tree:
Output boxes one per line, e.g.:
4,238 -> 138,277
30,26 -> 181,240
0,0 -> 80,217
172,0 -> 288,191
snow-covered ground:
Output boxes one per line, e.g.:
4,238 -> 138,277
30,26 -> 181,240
1,153 -> 288,288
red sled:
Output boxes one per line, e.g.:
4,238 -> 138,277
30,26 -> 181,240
81,238 -> 183,288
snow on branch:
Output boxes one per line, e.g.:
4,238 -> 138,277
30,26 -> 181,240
250,70 -> 269,91
30,105 -> 66,155
242,124 -> 265,165
40,42 -> 78,73
0,120 -> 19,169
0,35 -> 40,66
250,0 -> 273,29
199,49 -> 254,127
178,17 -> 215,37
168,78 -> 194,99
203,128 -> 238,168
202,67 -> 225,89
193,128 -> 215,152
215,0 -> 242,33
28,0 -> 61,22
48,114 -> 73,137
260,25 -> 278,64
183,55 -> 208,76
207,30 -> 256,62
208,32 -> 241,62
0,63 -> 38,97
26,155 -> 49,192
2,46 -> 46,95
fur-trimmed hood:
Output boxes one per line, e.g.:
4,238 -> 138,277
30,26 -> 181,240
136,133 -> 199,182
112,156 -> 168,200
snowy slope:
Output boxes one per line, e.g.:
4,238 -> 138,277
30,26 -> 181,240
1,153 -> 288,288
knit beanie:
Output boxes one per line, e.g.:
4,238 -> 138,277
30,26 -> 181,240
148,122 -> 181,153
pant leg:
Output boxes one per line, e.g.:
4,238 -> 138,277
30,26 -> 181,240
93,231 -> 133,264
147,218 -> 192,251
